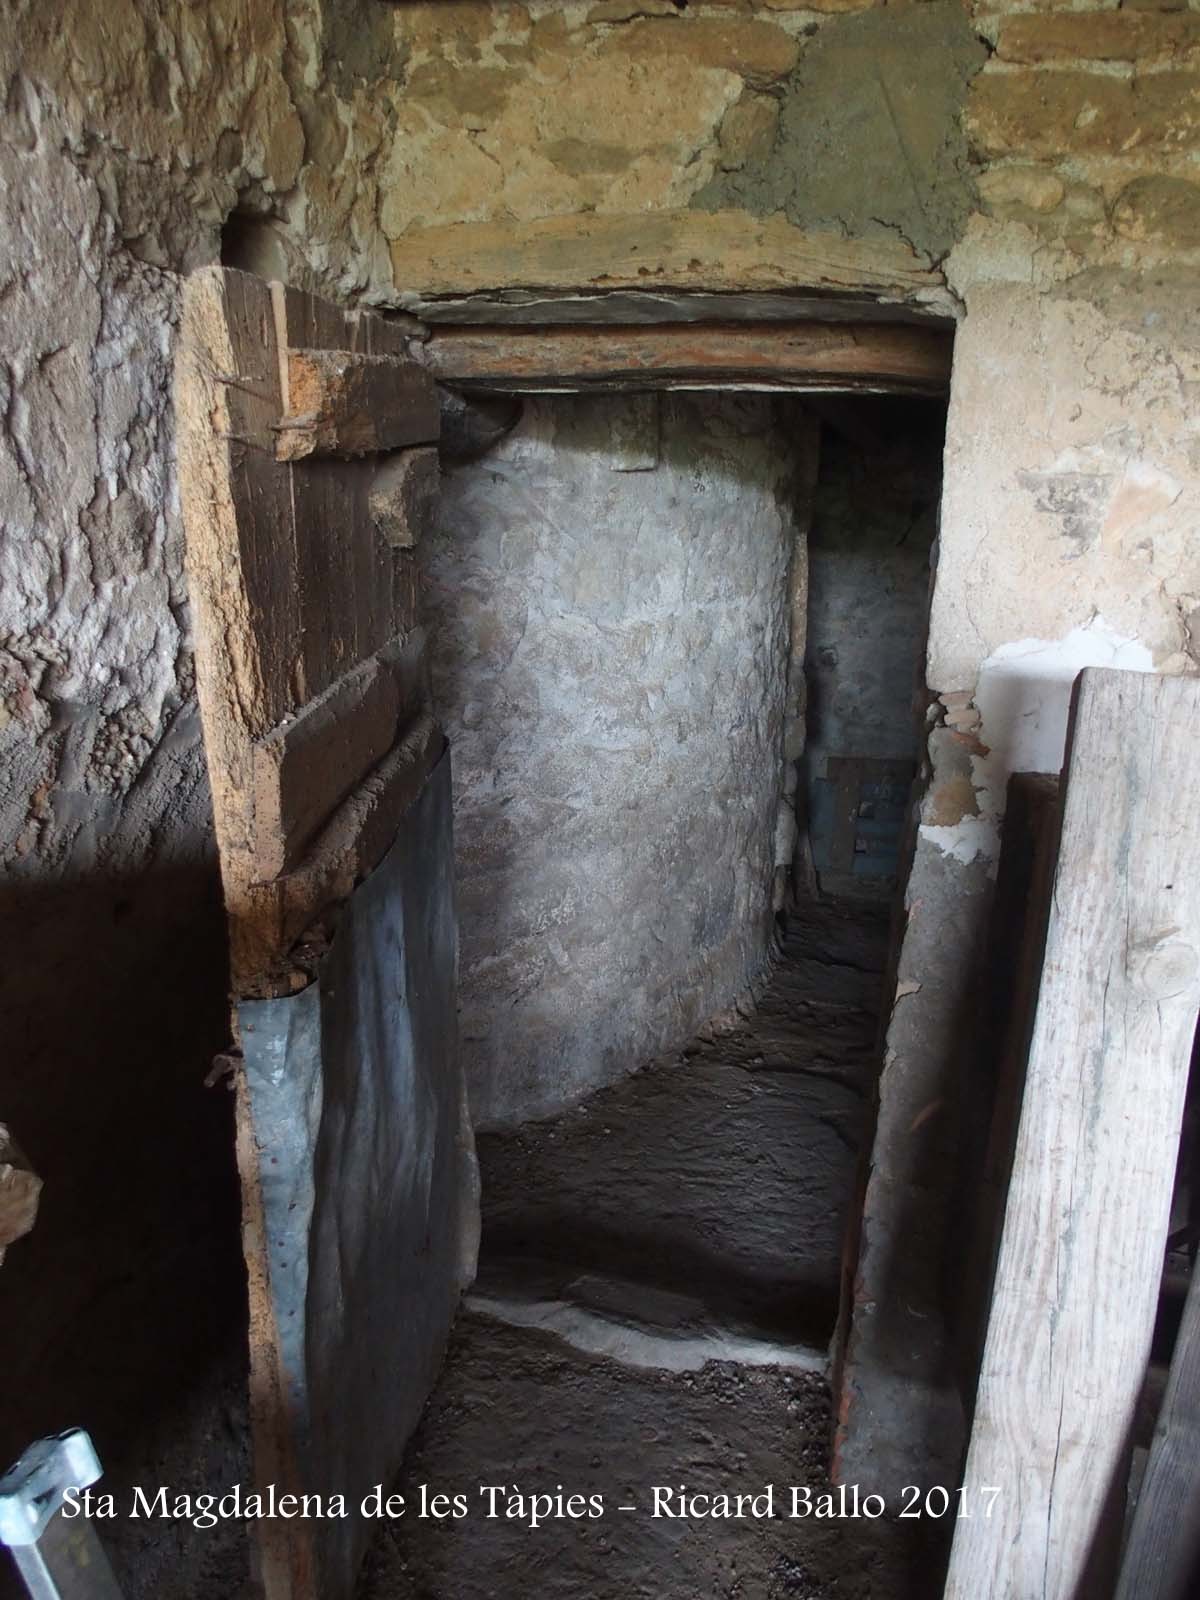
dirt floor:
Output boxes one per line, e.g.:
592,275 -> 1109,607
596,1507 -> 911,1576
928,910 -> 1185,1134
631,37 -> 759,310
357,1318 -> 919,1600
358,894 -> 929,1600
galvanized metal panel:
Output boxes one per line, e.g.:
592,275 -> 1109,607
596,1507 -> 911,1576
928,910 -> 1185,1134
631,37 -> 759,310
240,753 -> 478,1600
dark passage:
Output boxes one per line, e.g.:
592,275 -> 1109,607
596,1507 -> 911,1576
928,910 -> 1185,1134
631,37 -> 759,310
357,896 -> 927,1600
475,897 -> 890,1356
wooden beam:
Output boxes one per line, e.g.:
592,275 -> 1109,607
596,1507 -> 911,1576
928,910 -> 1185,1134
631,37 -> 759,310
1117,1267 -> 1200,1599
420,320 -> 952,396
405,289 -> 949,330
945,669 -> 1200,1600
251,652 -> 402,880
277,348 -> 440,460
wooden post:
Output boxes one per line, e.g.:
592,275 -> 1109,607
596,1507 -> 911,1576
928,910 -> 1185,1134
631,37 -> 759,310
944,669 -> 1200,1600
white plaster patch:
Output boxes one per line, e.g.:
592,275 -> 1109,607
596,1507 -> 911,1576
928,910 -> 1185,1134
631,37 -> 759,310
918,815 -> 1001,869
974,617 -> 1154,782
467,1292 -> 827,1376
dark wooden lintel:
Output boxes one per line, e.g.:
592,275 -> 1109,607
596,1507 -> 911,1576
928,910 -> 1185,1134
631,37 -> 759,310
420,320 -> 953,397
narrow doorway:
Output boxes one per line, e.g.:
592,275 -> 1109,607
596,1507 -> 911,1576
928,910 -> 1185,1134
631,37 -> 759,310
357,387 -> 946,1600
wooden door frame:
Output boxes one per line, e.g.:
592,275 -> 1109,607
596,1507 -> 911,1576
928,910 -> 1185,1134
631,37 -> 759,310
417,309 -> 952,397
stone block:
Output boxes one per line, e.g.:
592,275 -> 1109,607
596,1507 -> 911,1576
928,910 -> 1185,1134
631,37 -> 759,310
606,16 -> 801,87
763,0 -> 882,10
1112,174 -> 1200,245
997,12 -> 1200,63
586,1 -> 677,19
388,208 -> 941,300
967,68 -> 1200,159
718,93 -> 780,171
977,164 -> 1066,213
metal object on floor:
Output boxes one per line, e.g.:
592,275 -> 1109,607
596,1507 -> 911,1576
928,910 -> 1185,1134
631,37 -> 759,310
0,1429 -> 123,1600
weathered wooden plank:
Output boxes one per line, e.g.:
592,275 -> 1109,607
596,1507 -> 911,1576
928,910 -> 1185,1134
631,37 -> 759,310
272,281 -> 351,361
404,288 -> 951,330
251,654 -> 402,880
243,711 -> 443,998
369,447 -> 440,548
276,349 -> 440,460
212,271 -> 302,738
179,268 -> 467,1600
270,284 -> 360,697
421,320 -> 951,396
957,773 -> 1060,1400
176,268 -> 292,892
177,267 -> 439,989
353,306 -> 419,359
944,668 -> 1200,1600
1115,1266 -> 1200,1600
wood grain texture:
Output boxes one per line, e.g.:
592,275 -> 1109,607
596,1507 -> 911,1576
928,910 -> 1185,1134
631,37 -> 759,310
404,288 -> 951,330
421,321 -> 952,396
945,669 -> 1200,1600
175,267 -> 434,990
1115,1267 -> 1200,1600
276,348 -> 439,460
177,269 -> 459,1600
958,773 -> 1061,1403
251,653 -> 402,880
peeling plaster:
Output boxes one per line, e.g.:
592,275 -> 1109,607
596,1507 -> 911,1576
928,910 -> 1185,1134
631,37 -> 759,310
918,813 -> 1002,871
974,615 -> 1153,780
920,616 -> 1153,870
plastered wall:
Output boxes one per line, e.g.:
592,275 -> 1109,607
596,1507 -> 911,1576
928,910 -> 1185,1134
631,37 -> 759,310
427,393 -> 800,1128
4,0 -> 1200,1530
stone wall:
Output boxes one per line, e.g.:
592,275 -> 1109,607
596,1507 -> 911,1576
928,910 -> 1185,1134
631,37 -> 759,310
4,0 -> 1200,1556
802,407 -> 942,884
428,393 -> 801,1128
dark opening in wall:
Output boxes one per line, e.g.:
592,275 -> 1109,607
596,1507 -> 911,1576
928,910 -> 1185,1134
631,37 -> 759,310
801,397 -> 946,896
219,207 -> 293,281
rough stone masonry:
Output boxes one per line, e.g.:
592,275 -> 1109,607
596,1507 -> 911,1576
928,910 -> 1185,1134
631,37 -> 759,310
3,0 -> 1199,1553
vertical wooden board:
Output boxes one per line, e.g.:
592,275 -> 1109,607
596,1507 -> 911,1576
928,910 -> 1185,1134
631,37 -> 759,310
180,267 -> 440,983
271,285 -> 359,701
1116,1266 -> 1200,1599
957,773 -> 1060,1401
213,270 -> 303,736
268,286 -> 425,702
290,456 -> 356,697
945,669 -> 1200,1600
176,267 -> 300,891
